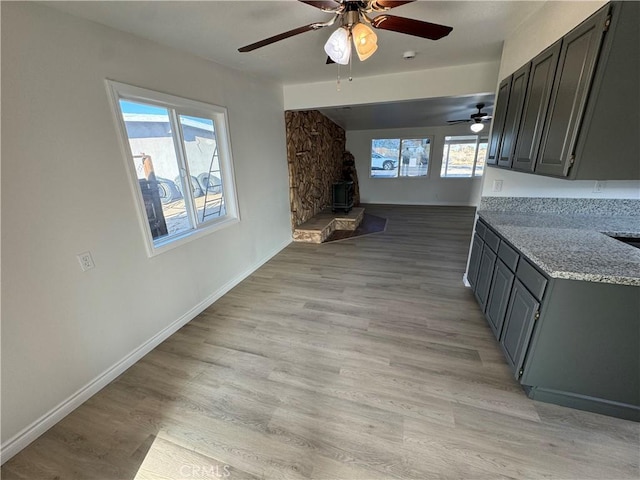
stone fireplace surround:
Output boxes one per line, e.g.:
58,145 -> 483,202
285,110 -> 348,230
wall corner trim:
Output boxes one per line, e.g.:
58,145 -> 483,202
0,237 -> 292,465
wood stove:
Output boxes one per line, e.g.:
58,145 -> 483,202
332,181 -> 354,214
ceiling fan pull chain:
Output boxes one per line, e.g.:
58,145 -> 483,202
336,64 -> 341,91
349,47 -> 353,82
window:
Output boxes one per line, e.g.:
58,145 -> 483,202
440,135 -> 488,178
370,138 -> 431,178
107,81 -> 238,255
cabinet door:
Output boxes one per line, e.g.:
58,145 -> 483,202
512,41 -> 561,172
486,259 -> 515,340
497,63 -> 530,168
486,77 -> 511,165
501,280 -> 539,379
475,245 -> 497,312
535,7 -> 609,177
467,234 -> 484,290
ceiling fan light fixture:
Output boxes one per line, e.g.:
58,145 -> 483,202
351,23 -> 378,61
470,122 -> 485,133
324,27 -> 351,65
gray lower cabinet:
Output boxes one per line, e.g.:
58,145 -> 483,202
469,219 -> 544,369
522,279 -> 639,420
469,219 -> 500,311
485,259 -> 515,339
467,234 -> 483,289
475,245 -> 497,311
500,279 -> 540,379
467,217 -> 640,421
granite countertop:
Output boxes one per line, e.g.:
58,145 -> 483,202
477,211 -> 640,286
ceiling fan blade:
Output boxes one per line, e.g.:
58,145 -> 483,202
238,24 -> 320,52
371,15 -> 453,40
370,1 -> 416,11
298,0 -> 341,9
447,120 -> 471,124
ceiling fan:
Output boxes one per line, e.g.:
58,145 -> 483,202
447,103 -> 493,132
238,1 -> 453,65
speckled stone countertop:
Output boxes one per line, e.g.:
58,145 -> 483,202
477,211 -> 640,286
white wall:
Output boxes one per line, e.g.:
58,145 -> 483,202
347,124 -> 483,206
483,170 -> 640,199
496,1 -> 607,82
481,0 -> 640,199
283,30 -> 501,209
284,61 -> 499,110
1,2 -> 291,458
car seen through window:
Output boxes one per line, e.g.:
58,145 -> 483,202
371,152 -> 398,171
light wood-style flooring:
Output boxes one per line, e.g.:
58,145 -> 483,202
3,205 -> 639,479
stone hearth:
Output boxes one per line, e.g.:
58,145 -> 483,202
293,207 -> 365,244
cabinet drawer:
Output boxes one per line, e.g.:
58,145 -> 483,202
475,220 -> 487,239
484,228 -> 501,253
498,242 -> 519,271
517,259 -> 547,300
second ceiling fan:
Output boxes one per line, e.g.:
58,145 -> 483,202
448,104 -> 493,133
238,1 -> 453,65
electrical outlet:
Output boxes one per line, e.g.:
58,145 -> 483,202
593,180 -> 606,193
492,179 -> 503,192
77,251 -> 95,272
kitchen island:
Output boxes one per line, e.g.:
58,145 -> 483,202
466,197 -> 639,420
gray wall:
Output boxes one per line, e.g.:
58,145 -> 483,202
1,2 -> 291,454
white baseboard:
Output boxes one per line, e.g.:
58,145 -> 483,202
0,237 -> 292,465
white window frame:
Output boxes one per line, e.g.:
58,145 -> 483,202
440,135 -> 488,178
370,137 -> 433,179
106,80 -> 240,257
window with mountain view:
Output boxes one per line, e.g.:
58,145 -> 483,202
440,135 -> 488,177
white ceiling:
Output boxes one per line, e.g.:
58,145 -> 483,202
47,0 -> 547,129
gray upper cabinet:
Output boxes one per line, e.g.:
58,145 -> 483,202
497,63 -> 530,168
486,77 -> 511,166
535,6 -> 609,177
512,41 -> 561,172
487,2 -> 639,180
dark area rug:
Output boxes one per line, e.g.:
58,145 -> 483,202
325,213 -> 387,243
